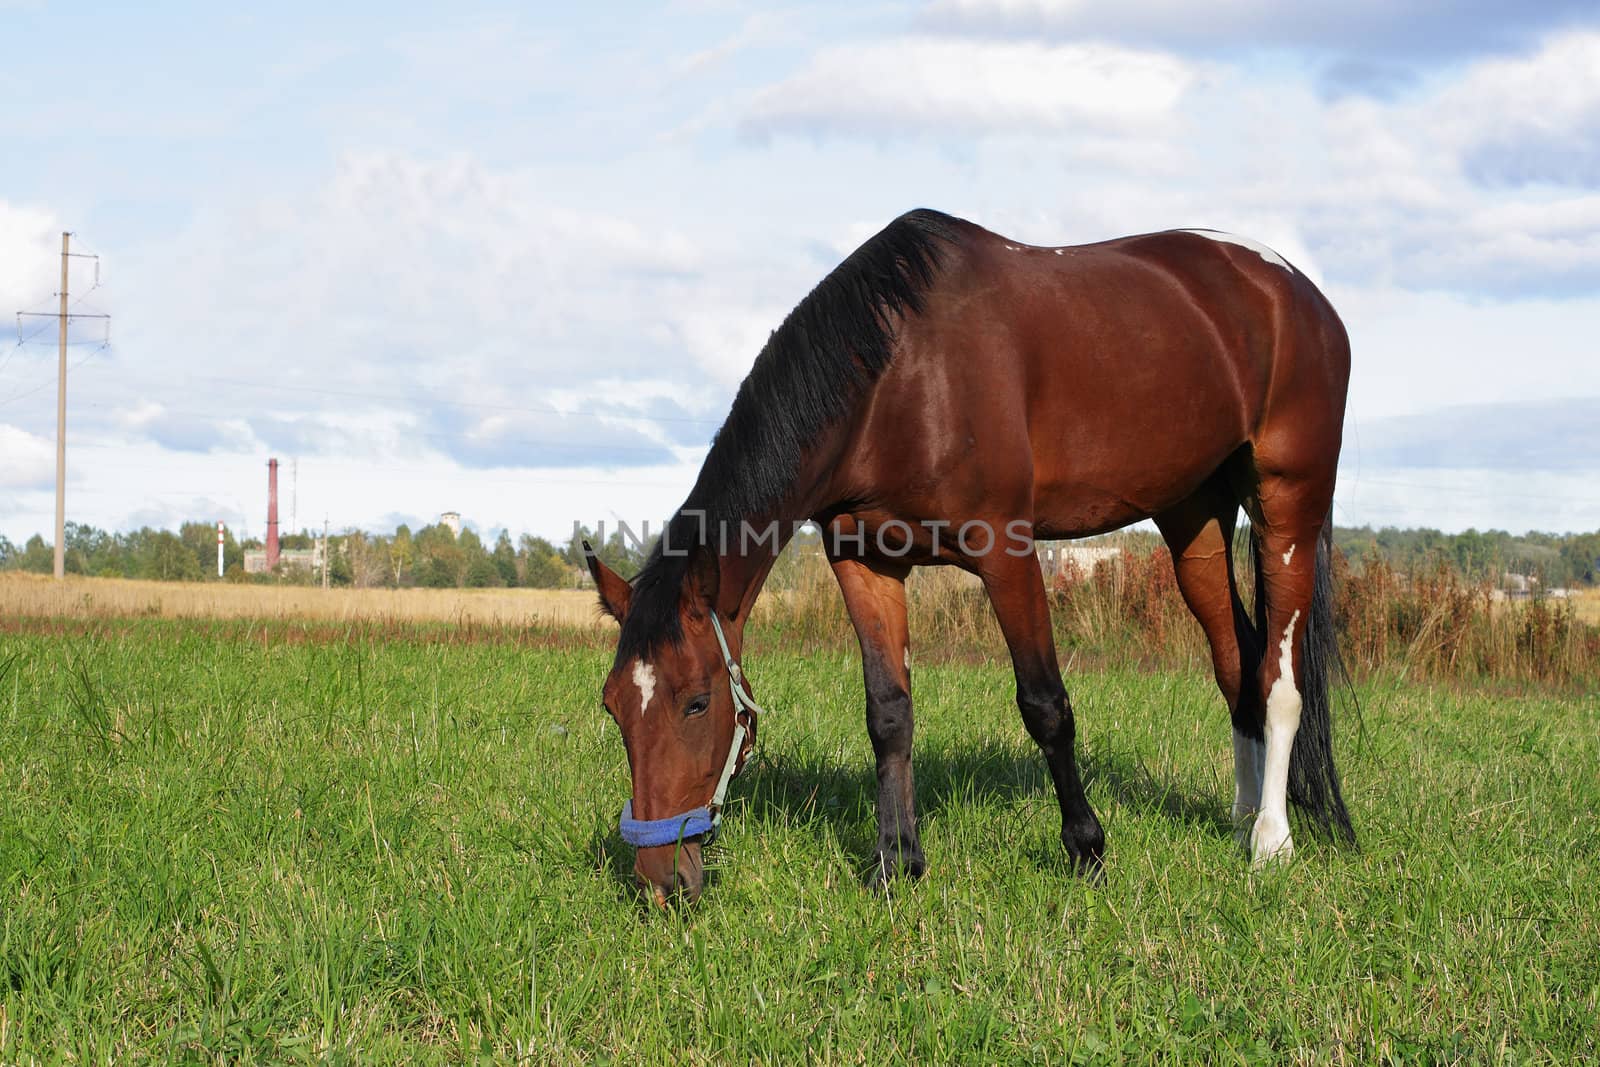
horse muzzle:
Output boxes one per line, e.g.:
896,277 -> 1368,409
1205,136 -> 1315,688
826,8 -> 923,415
634,838 -> 704,906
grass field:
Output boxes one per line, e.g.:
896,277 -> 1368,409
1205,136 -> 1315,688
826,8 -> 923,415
1,617 -> 1596,1063
0,573 -> 602,628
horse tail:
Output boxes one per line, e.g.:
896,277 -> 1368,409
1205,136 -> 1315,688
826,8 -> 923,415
1284,511 -> 1357,844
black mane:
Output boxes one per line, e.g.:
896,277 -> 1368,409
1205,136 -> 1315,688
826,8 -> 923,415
615,209 -> 958,664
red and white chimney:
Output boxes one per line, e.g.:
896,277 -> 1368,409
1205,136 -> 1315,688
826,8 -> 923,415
267,458 -> 280,569
217,521 -> 225,577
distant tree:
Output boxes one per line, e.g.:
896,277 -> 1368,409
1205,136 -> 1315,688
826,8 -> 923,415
345,530 -> 388,588
414,523 -> 466,587
1561,532 -> 1600,586
17,535 -> 52,573
64,522 -> 119,576
464,556 -> 503,588
133,529 -> 202,581
178,521 -> 238,579
389,525 -> 414,587
519,534 -> 570,588
0,534 -> 13,568
327,535 -> 353,587
492,530 -> 519,587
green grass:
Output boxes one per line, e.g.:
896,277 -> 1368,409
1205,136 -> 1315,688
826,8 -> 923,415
0,619 -> 1596,1063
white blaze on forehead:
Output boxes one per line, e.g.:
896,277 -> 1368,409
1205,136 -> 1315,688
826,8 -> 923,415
632,660 -> 656,717
1180,229 -> 1291,271
1282,543 -> 1296,566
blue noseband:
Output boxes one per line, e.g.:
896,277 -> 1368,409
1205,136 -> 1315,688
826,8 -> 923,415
617,612 -> 765,852
618,800 -> 715,848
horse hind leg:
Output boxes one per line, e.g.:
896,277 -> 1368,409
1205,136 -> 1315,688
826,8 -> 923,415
1244,474 -> 1334,865
1155,484 -> 1265,843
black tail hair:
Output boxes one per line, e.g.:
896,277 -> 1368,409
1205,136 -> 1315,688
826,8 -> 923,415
1280,513 -> 1357,844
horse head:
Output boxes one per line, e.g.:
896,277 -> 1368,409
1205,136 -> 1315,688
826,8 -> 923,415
586,542 -> 759,906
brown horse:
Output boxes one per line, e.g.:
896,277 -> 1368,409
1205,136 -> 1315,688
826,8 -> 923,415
586,209 -> 1355,905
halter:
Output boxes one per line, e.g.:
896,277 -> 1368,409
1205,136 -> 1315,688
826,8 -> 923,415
618,611 -> 764,849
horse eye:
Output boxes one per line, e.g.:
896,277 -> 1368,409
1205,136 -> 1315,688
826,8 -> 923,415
683,694 -> 711,719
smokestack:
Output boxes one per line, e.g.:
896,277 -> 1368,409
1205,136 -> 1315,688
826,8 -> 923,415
267,458 -> 280,569
217,521 -> 225,578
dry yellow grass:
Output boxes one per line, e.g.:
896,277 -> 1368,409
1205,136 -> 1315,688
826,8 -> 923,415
1570,588 -> 1600,625
0,573 -> 606,628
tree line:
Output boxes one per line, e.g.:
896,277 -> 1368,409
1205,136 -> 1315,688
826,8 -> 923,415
0,521 -> 657,589
2,520 -> 1596,590
1332,525 -> 1600,589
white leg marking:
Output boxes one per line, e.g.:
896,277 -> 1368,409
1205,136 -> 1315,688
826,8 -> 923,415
1282,543 -> 1296,567
1179,229 -> 1292,271
1251,609 -> 1301,866
632,660 -> 656,717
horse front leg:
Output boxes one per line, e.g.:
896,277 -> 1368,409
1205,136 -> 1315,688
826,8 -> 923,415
977,547 -> 1105,872
829,554 -> 925,883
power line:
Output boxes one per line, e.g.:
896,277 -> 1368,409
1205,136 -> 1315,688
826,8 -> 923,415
0,343 -> 109,407
5,270 -> 110,382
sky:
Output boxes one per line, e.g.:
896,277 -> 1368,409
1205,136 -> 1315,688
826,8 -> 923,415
2,0 -> 1599,544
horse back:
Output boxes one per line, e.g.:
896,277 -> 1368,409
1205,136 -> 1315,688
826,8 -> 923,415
830,220 -> 1349,539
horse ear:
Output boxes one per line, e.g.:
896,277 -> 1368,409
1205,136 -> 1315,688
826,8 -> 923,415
584,541 -> 632,622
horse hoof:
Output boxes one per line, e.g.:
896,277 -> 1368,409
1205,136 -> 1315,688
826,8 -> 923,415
869,844 -> 927,887
1063,818 -> 1105,875
1249,814 -> 1294,867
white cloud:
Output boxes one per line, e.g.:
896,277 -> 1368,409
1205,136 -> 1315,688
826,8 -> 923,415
741,37 -> 1201,138
0,423 -> 53,488
1441,31 -> 1600,187
1292,32 -> 1600,295
0,201 -> 60,314
72,151 -> 736,471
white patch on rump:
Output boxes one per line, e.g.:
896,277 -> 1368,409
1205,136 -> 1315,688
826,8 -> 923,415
1180,228 -> 1291,271
632,660 -> 656,717
1282,543 -> 1296,566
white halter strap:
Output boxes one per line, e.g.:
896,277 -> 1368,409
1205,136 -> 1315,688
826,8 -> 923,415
707,611 -> 763,817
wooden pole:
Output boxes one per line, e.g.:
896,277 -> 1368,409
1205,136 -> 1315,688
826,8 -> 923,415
53,232 -> 69,580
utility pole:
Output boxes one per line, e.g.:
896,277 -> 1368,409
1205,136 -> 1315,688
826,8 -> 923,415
53,233 -> 69,580
15,232 -> 107,580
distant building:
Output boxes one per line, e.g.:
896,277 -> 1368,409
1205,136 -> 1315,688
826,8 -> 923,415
440,511 -> 461,537
243,543 -> 325,575
1040,543 -> 1122,579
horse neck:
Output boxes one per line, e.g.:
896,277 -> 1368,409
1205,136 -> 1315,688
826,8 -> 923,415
712,520 -> 795,626
697,384 -> 863,633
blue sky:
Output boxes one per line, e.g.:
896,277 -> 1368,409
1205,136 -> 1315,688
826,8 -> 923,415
3,0 -> 1599,542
